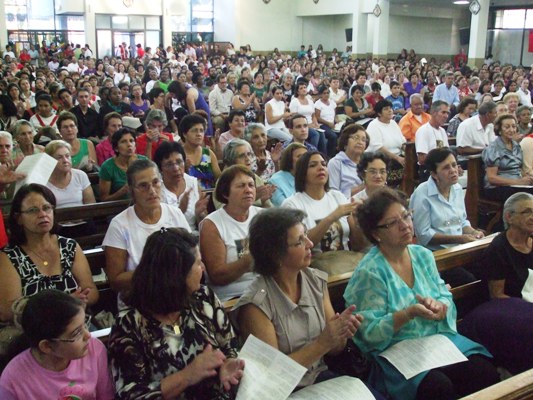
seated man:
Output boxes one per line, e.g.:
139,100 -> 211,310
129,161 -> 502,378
282,114 -> 318,152
209,73 -> 233,131
456,101 -> 497,160
98,86 -> 132,131
70,87 -> 100,144
415,100 -> 450,181
399,93 -> 430,141
386,80 -> 406,123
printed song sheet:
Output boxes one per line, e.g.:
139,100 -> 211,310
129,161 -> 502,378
379,334 -> 468,379
236,335 -> 306,400
14,153 -> 57,194
288,376 -> 375,400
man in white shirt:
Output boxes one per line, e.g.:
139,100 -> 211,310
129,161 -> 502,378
517,79 -> 533,108
329,76 -> 347,106
209,74 -> 234,131
456,101 -> 497,159
415,100 -> 450,181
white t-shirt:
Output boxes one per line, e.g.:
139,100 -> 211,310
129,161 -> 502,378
282,190 -> 351,252
289,96 -> 315,124
365,119 -> 406,155
456,116 -> 495,150
102,203 -> 190,272
415,122 -> 449,156
160,174 -> 199,232
314,99 -> 336,124
203,206 -> 262,301
46,169 -> 91,208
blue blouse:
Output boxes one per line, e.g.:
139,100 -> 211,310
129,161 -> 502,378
482,136 -> 523,188
269,170 -> 295,207
327,151 -> 362,198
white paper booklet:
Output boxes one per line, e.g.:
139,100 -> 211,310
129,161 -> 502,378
236,335 -> 307,400
14,153 -> 57,194
288,376 -> 375,400
379,334 -> 468,379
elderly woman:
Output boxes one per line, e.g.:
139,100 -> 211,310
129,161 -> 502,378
95,112 -> 123,165
503,92 -> 520,117
264,85 -> 292,142
244,122 -> 282,182
233,208 -> 364,388
109,228 -> 244,399
102,159 -> 190,297
460,192 -> 533,375
154,141 -> 209,232
57,112 -> 97,172
352,151 -> 389,202
200,165 -> 262,302
0,184 -> 99,323
366,99 -> 406,188
343,188 -> 498,400
0,290 -> 114,399
179,114 -> 221,190
269,143 -> 307,206
327,123 -> 368,198
11,120 -> 44,167
99,128 -> 147,201
446,98 -> 477,137
282,151 -> 366,253
482,113 -> 533,202
213,139 -> 275,210
135,108 -> 174,160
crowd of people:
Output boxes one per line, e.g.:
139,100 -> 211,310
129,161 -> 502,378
0,38 -> 532,399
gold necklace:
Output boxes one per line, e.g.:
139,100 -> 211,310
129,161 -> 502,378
28,248 -> 49,266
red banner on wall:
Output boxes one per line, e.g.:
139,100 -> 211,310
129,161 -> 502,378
529,30 -> 533,52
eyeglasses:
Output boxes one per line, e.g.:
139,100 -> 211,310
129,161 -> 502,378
162,160 -> 185,169
288,232 -> 310,248
50,315 -> 91,343
365,168 -> 387,176
134,178 -> 162,192
20,204 -> 54,215
376,210 -> 413,230
236,152 -> 254,160
349,135 -> 367,143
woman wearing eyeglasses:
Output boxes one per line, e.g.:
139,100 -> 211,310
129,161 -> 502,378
0,290 -> 114,399
343,188 -> 498,400
0,184 -> 98,324
352,151 -> 389,202
103,159 -> 190,303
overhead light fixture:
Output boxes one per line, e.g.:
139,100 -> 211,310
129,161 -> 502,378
453,1 -> 469,4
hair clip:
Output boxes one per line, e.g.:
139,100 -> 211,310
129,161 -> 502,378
160,227 -> 168,233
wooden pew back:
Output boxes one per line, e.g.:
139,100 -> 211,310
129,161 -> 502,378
402,141 -> 418,197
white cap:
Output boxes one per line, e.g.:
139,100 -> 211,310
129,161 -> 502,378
122,116 -> 142,130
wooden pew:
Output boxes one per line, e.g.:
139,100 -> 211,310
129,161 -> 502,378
402,141 -> 418,197
461,368 -> 533,400
464,156 -> 502,232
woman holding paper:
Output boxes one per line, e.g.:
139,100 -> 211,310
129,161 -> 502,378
0,184 -> 98,323
233,207 -> 365,388
343,188 -> 498,400
109,228 -> 244,399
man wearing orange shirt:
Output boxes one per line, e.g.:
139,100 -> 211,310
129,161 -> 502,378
399,93 -> 431,141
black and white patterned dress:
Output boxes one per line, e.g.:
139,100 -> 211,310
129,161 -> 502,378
2,236 -> 79,296
108,285 -> 239,400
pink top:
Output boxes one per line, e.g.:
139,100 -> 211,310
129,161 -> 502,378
0,337 -> 114,399
96,138 -> 115,166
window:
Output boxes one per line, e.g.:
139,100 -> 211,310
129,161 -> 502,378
494,9 -> 533,29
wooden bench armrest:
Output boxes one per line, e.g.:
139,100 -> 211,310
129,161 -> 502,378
460,368 -> 533,400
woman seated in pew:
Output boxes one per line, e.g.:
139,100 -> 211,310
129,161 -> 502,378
57,112 -> 98,173
200,165 -> 261,302
269,143 -> 308,206
212,139 -> 275,209
109,228 -> 244,399
352,151 -> 389,202
0,289 -> 114,399
95,112 -> 123,166
154,141 -> 209,232
103,158 -> 190,301
344,187 -> 499,400
410,148 -> 484,250
461,192 -> 533,374
99,128 -> 148,201
482,113 -> 533,202
245,122 -> 282,182
233,208 -> 385,397
327,123 -> 369,199
0,184 -> 99,324
45,140 -> 97,238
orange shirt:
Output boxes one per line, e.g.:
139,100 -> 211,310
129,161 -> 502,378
399,110 -> 431,141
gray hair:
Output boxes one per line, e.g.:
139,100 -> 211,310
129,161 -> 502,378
0,131 -> 13,145
478,101 -> 497,116
45,140 -> 71,157
244,123 -> 267,142
145,108 -> 168,127
516,105 -> 532,117
503,192 -> 533,229
126,158 -> 158,188
410,93 -> 424,104
430,100 -> 449,114
13,120 -> 35,139
223,138 -> 252,166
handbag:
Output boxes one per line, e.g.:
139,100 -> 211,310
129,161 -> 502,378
324,339 -> 371,381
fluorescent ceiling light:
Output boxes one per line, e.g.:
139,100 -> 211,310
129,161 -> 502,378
453,1 -> 469,4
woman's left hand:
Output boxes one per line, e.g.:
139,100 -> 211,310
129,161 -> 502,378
270,142 -> 283,164
415,294 -> 447,321
72,287 -> 92,304
219,358 -> 245,391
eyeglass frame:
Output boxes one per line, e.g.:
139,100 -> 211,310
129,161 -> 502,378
133,178 -> 162,192
49,315 -> 91,343
376,210 -> 413,230
19,204 -> 55,215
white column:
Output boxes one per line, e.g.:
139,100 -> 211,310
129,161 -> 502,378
372,0 -> 390,59
467,0 -> 490,67
0,0 -> 7,50
351,2 -> 367,58
162,0 -> 172,48
84,0 -> 96,51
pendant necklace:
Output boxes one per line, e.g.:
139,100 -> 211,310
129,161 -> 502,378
29,248 -> 49,266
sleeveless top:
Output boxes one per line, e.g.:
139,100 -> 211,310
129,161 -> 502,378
188,147 -> 216,190
130,99 -> 149,116
237,96 -> 257,123
71,139 -> 89,168
3,236 -> 79,297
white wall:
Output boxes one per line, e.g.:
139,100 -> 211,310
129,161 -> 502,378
301,14 -> 352,52
55,0 -> 162,15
